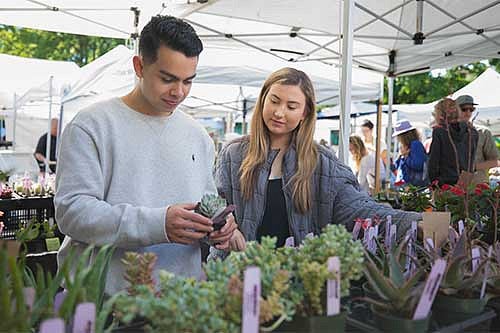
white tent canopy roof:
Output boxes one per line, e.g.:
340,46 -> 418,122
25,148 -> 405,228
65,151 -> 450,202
2,0 -> 500,76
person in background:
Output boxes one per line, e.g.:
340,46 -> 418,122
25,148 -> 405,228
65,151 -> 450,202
428,98 -> 478,186
392,120 -> 428,187
456,94 -> 499,184
349,135 -> 385,194
55,15 -> 236,295
360,119 -> 388,167
34,118 -> 58,174
216,68 -> 419,251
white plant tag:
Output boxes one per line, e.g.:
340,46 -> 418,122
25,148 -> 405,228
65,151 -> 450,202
40,318 -> 65,333
352,221 -> 362,240
424,238 -> 434,252
23,287 -> 35,312
411,221 -> 418,240
471,247 -> 481,273
285,236 -> 295,248
242,266 -> 261,333
413,258 -> 446,320
305,232 -> 314,239
385,216 -> 392,246
327,257 -> 341,316
367,227 -> 376,254
480,246 -> 493,299
458,220 -> 464,235
73,302 -> 96,333
448,228 -> 459,246
405,236 -> 415,276
388,224 -> 397,251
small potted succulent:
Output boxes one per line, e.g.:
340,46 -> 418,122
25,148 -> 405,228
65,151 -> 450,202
278,224 -> 364,332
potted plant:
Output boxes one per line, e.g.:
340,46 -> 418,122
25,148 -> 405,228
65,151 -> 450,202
362,239 -> 430,333
278,224 -> 364,332
398,184 -> 432,212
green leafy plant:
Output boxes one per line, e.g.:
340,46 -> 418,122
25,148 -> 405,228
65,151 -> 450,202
398,185 -> 432,212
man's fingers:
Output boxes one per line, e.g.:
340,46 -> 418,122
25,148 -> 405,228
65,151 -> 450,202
176,228 -> 208,241
179,203 -> 198,210
183,220 -> 213,233
182,210 -> 213,226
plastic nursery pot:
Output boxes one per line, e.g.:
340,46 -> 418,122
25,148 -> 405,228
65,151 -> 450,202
277,312 -> 346,333
432,294 -> 487,326
111,320 -> 147,333
487,297 -> 500,332
370,305 -> 430,333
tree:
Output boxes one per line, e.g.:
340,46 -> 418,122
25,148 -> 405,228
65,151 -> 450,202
0,24 -> 125,66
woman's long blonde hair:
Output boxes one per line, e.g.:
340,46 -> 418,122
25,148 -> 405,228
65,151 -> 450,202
349,135 -> 367,172
239,67 -> 318,214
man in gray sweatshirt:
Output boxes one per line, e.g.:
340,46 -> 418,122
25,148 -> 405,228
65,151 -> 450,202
55,15 -> 237,294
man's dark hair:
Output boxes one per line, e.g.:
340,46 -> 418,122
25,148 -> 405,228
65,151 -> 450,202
361,119 -> 374,130
139,15 -> 203,64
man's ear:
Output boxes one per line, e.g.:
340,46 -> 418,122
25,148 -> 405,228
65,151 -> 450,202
132,55 -> 144,78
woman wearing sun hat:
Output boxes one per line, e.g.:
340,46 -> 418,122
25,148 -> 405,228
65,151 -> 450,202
392,119 -> 429,187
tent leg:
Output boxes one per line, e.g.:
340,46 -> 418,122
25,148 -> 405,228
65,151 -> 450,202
13,93 -> 17,151
45,76 -> 53,175
339,0 -> 354,163
386,77 -> 394,185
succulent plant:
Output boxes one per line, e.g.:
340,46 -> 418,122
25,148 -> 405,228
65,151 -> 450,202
122,252 -> 157,296
362,239 -> 426,319
195,193 -> 226,218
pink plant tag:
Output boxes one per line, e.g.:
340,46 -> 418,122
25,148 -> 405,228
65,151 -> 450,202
54,290 -> 67,314
471,247 -> 480,273
40,318 -> 65,333
72,302 -> 95,333
327,257 -> 341,316
285,236 -> 295,248
480,246 -> 493,299
352,221 -> 362,240
413,258 -> 446,320
458,220 -> 464,235
23,287 -> 35,311
242,266 -> 261,333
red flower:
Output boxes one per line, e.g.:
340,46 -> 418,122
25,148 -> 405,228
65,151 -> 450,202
450,186 -> 466,196
474,188 -> 483,196
362,219 -> 372,230
476,183 -> 490,190
441,184 -> 451,191
394,180 -> 405,187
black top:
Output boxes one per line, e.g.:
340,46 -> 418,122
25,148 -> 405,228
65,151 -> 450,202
428,122 -> 478,186
34,133 -> 57,173
256,178 -> 290,247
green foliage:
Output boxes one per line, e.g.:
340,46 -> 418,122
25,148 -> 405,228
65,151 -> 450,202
362,239 -> 426,319
15,218 -> 57,243
122,252 -> 157,296
399,185 -> 432,212
0,24 -> 124,66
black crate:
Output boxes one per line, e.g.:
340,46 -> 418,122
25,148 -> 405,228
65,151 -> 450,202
0,195 -> 55,240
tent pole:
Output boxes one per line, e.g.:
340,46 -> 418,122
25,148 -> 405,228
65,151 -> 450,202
374,97 -> 383,194
339,0 -> 354,164
386,76 -> 394,185
13,93 -> 17,151
46,76 -> 53,175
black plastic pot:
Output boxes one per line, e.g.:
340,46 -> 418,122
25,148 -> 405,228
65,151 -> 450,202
25,239 -> 47,253
432,294 -> 487,326
488,297 -> 500,332
111,320 -> 147,333
371,306 -> 430,333
278,312 -> 346,333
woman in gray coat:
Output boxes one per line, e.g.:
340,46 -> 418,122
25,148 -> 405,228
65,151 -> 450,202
215,68 -> 420,250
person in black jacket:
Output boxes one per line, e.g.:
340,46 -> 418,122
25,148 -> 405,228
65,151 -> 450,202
34,118 -> 58,173
428,98 -> 478,186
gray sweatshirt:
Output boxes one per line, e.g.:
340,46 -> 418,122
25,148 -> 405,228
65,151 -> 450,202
55,97 -> 216,294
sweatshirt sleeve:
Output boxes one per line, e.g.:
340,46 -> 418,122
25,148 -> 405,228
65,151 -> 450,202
55,123 -> 168,249
405,140 -> 426,171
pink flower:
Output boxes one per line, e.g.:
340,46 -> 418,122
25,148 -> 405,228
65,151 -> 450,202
441,184 -> 451,191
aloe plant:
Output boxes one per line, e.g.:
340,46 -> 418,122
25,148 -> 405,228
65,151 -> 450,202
362,244 -> 426,319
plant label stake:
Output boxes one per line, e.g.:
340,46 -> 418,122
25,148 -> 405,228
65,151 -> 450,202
285,236 -> 295,248
405,235 -> 416,277
54,290 -> 67,314
352,221 -> 362,240
411,221 -> 418,241
385,216 -> 392,246
73,302 -> 96,333
413,258 -> 446,320
40,318 -> 65,333
388,224 -> 397,251
448,228 -> 459,246
471,247 -> 480,273
366,227 -> 376,254
242,266 -> 261,333
306,232 -> 314,239
327,257 -> 341,316
458,220 -> 464,235
23,287 -> 35,311
480,246 -> 493,299
424,238 -> 434,252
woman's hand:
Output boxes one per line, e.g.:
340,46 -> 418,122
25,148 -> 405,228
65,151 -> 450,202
229,229 -> 246,251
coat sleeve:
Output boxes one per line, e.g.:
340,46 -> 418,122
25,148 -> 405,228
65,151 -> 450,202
427,130 -> 441,183
214,144 -> 235,206
331,162 -> 421,239
54,123 -> 168,249
405,140 -> 426,171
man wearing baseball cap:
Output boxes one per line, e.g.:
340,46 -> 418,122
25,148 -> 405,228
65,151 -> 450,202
456,94 -> 499,184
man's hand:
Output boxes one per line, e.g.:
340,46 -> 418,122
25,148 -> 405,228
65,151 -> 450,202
208,214 -> 238,250
229,229 -> 246,252
165,203 -> 213,245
